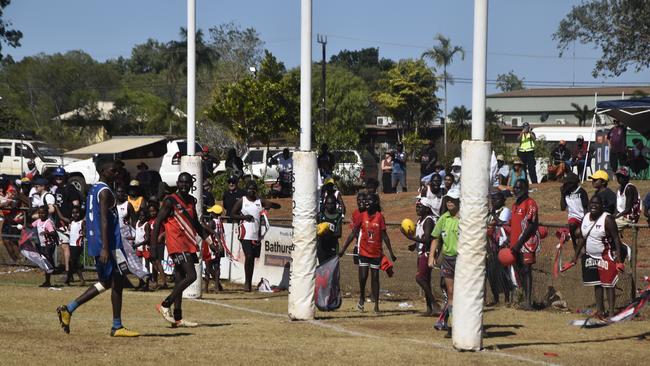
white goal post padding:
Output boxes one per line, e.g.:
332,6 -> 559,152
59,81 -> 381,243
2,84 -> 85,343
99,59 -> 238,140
453,140 -> 491,350
288,151 -> 318,320
180,155 -> 203,299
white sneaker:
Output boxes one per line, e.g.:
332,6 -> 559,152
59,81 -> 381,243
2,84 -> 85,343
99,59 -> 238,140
156,304 -> 175,324
173,319 -> 199,328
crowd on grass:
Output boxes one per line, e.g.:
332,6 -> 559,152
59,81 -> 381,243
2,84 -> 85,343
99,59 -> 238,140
1,132 -> 650,336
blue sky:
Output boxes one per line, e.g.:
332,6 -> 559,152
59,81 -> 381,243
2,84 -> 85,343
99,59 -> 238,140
5,0 -> 650,109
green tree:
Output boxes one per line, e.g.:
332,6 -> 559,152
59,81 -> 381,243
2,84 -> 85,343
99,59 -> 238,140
0,0 -> 21,60
447,105 -> 471,144
496,70 -> 525,92
110,89 -> 182,135
205,51 -> 298,146
571,103 -> 594,127
553,0 -> 650,77
209,22 -> 264,82
312,65 -> 370,150
375,59 -> 438,136
421,34 -> 465,155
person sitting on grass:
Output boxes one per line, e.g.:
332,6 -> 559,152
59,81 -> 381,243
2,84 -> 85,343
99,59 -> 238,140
560,173 -> 588,254
507,158 -> 527,190
509,179 -> 539,311
339,193 -> 397,313
429,189 -> 461,338
400,198 -> 438,316
570,195 -> 625,321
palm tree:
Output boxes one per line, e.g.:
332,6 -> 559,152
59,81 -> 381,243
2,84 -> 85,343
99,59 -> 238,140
449,105 -> 472,127
571,103 -> 594,127
422,34 -> 465,156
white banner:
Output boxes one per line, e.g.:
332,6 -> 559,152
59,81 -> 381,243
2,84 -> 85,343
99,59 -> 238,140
220,222 -> 294,288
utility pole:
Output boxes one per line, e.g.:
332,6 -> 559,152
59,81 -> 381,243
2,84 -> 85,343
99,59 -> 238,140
317,34 -> 327,124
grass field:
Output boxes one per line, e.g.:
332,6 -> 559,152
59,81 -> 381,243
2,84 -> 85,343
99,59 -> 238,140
1,165 -> 650,365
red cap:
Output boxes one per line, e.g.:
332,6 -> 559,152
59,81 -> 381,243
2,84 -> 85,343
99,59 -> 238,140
615,167 -> 630,177
202,145 -> 209,153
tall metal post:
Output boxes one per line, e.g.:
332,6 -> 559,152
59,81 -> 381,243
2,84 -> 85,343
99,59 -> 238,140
317,34 -> 327,125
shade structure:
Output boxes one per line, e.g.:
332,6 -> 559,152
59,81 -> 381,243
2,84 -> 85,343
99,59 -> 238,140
597,97 -> 650,138
64,136 -> 166,155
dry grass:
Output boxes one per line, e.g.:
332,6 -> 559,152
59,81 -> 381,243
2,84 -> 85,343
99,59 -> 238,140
0,278 -> 649,366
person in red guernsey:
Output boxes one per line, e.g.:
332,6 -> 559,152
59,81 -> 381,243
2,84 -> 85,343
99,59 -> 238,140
509,178 -> 539,310
151,173 -> 214,328
339,193 -> 397,313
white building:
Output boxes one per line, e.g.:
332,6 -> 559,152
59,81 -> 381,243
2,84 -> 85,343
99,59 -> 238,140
486,86 -> 650,127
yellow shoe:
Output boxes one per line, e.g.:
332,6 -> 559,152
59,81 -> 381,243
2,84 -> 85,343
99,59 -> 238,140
57,305 -> 71,334
110,327 -> 140,337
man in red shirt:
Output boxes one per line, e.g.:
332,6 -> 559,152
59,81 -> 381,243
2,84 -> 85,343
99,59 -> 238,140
509,179 -> 539,310
606,119 -> 627,172
151,172 -> 213,328
339,193 -> 397,313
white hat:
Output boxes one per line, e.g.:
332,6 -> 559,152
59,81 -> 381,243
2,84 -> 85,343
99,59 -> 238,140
452,157 -> 462,167
445,189 -> 460,200
498,207 -> 512,223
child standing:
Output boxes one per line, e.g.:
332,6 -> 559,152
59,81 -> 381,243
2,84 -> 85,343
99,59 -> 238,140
32,206 -> 57,287
56,205 -> 86,286
560,173 -> 588,254
339,193 -> 397,313
317,195 -> 343,264
134,209 -> 151,291
201,204 -> 227,293
146,202 -> 167,289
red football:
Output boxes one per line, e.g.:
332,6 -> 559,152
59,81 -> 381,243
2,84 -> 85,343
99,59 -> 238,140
498,248 -> 517,266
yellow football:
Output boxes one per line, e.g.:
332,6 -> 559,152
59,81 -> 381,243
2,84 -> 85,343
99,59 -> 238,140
317,222 -> 331,236
401,218 -> 416,236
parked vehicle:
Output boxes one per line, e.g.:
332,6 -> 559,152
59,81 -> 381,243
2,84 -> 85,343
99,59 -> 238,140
0,138 -> 77,178
63,136 -> 202,193
215,146 -> 296,182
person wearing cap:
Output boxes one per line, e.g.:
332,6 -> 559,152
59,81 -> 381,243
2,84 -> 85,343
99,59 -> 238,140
320,178 -> 346,216
589,170 -> 617,215
127,180 -> 145,214
614,167 -> 641,229
201,204 -> 227,293
200,145 -> 220,179
392,143 -> 408,193
507,158 -> 527,189
560,173 -> 589,253
486,191 -> 512,306
419,140 -> 438,179
30,177 -> 56,218
429,189 -> 461,336
50,167 -> 81,220
496,154 -> 510,186
222,175 -> 244,222
550,140 -> 571,180
606,119 -> 627,172
572,135 -> 591,180
517,122 -> 538,184
509,178 -> 539,310
401,197 -> 439,316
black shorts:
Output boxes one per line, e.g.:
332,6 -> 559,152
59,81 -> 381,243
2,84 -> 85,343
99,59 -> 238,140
39,245 -> 56,264
441,255 -> 457,279
241,240 -> 261,258
358,255 -> 381,269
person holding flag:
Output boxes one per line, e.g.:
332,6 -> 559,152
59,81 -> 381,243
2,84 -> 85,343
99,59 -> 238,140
151,172 -> 214,328
56,157 -> 139,337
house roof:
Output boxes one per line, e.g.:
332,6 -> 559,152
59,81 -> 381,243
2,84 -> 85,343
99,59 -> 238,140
487,86 -> 650,98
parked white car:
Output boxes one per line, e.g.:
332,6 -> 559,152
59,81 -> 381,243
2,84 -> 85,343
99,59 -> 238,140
63,136 -> 202,193
0,138 -> 78,177
215,146 -> 296,183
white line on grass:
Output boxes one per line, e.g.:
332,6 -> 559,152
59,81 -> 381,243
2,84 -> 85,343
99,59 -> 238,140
194,298 -> 560,366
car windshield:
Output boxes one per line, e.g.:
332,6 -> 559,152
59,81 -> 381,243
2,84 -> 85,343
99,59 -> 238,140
32,142 -> 62,157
